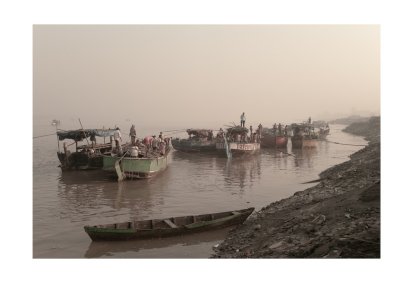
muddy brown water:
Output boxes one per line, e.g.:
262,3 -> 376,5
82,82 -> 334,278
33,123 -> 367,258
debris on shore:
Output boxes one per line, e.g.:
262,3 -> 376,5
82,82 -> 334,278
212,117 -> 380,258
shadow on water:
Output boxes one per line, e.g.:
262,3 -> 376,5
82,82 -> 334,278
172,150 -> 263,191
84,227 -> 231,258
223,154 -> 262,190
291,147 -> 318,168
58,169 -> 110,185
57,170 -> 161,222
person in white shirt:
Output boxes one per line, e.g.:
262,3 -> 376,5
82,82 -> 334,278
240,112 -> 246,127
151,135 -> 159,151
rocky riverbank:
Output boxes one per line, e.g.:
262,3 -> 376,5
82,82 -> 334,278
212,117 -> 380,258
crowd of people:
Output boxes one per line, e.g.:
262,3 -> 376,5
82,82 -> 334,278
272,123 -> 288,136
111,125 -> 171,157
110,113 -> 324,154
214,113 -> 264,143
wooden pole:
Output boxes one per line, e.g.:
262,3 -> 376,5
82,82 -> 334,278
56,124 -> 60,151
78,118 -> 90,146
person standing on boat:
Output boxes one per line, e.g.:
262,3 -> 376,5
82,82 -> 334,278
151,135 -> 159,151
217,128 -> 224,139
143,135 -> 153,157
240,112 -> 246,127
159,140 -> 166,155
257,123 -> 263,142
129,125 -> 136,145
208,130 -> 213,141
278,123 -> 282,135
114,127 -> 122,149
90,133 -> 96,147
249,125 -> 253,141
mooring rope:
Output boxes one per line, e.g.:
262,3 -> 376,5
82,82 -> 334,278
326,140 -> 366,147
33,133 -> 56,139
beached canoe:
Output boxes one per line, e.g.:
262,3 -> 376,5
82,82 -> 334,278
84,207 -> 255,241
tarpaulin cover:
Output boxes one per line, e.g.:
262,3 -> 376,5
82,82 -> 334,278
57,129 -> 118,141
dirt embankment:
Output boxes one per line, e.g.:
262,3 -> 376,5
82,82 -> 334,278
212,117 -> 380,258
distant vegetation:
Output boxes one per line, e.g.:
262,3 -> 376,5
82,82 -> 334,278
329,115 -> 370,125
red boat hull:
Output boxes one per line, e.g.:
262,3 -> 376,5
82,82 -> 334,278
261,134 -> 288,148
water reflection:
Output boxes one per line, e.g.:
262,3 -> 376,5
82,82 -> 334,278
223,155 -> 262,190
34,124 -> 369,258
291,147 -> 318,168
58,170 -> 109,185
172,151 -> 262,192
57,170 -> 160,222
262,148 -> 290,171
84,227 -> 231,258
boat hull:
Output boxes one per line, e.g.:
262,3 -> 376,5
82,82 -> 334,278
84,207 -> 254,241
260,134 -> 288,148
216,142 -> 260,156
57,143 -> 113,171
291,136 -> 318,149
318,129 -> 330,140
57,152 -> 104,170
103,154 -> 169,179
171,138 -> 216,152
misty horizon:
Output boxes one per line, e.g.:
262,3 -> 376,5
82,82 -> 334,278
33,25 -> 380,131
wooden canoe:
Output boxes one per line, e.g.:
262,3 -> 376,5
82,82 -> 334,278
84,207 -> 255,241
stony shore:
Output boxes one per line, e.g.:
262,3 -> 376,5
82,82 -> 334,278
212,117 -> 380,258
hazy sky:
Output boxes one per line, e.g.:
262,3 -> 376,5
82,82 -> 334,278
33,25 -> 380,129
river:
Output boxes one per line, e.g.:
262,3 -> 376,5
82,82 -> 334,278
33,122 -> 367,258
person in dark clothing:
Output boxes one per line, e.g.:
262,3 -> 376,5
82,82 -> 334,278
90,133 -> 96,146
129,125 -> 136,144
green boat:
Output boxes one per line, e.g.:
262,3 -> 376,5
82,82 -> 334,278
102,145 -> 171,180
56,128 -> 118,170
84,207 -> 255,241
